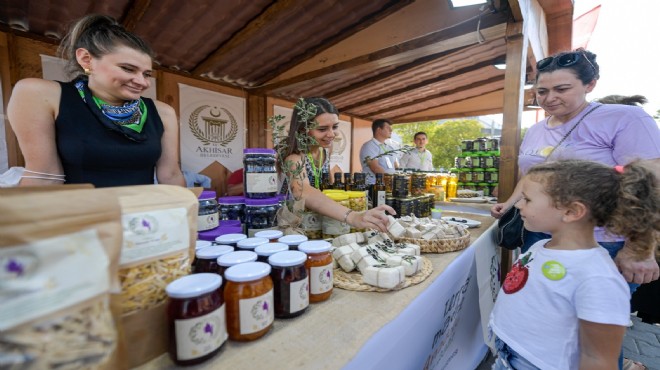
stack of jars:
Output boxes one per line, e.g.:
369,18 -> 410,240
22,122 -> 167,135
379,170 -> 435,218
455,137 -> 500,196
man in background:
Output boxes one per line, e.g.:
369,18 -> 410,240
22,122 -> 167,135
399,131 -> 433,171
360,118 -> 397,185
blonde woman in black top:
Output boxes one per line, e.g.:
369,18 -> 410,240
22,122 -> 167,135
8,14 -> 185,187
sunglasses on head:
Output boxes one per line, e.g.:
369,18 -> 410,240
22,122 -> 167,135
536,50 -> 596,74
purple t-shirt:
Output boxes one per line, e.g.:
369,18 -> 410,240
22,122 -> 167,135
519,101 -> 660,241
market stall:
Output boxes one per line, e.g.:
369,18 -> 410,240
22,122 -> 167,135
138,211 -> 496,370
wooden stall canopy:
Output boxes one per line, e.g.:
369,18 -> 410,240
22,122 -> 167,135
0,0 -> 573,194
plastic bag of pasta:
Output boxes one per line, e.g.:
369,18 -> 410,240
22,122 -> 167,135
0,187 -> 124,370
96,184 -> 198,368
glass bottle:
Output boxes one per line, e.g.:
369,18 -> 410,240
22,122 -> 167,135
371,173 -> 386,208
320,172 -> 332,190
343,172 -> 353,192
333,172 -> 344,190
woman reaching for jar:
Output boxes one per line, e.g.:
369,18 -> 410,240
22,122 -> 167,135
277,97 -> 395,232
7,14 -> 185,188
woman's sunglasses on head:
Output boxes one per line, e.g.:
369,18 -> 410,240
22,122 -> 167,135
536,51 -> 596,74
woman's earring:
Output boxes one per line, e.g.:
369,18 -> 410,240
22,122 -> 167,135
84,68 -> 92,76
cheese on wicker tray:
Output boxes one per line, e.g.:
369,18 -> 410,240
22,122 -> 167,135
362,265 -> 406,289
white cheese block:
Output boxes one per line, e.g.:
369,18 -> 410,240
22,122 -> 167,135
332,245 -> 358,272
405,227 -> 422,239
351,246 -> 385,272
396,243 -> 420,256
362,265 -> 405,289
387,221 -> 406,238
386,255 -> 422,276
332,232 -> 357,247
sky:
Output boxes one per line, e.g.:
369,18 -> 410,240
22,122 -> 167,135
577,0 -> 660,116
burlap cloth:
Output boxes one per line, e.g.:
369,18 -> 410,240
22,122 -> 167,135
137,212 -> 495,370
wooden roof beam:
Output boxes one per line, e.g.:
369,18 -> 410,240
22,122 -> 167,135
253,11 -> 509,94
121,0 -> 151,32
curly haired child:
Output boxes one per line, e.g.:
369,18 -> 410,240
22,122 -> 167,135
489,159 -> 659,370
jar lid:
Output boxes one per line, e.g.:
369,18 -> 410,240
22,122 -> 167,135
269,250 -> 307,267
224,261 -> 271,282
254,229 -> 283,240
278,234 -> 308,245
196,244 -> 234,259
298,240 -> 331,254
486,168 -> 499,172
244,197 -> 279,206
236,237 -> 269,250
325,192 -> 349,201
346,191 -> 366,198
217,250 -> 258,267
254,242 -> 288,257
199,190 -> 217,200
472,168 -> 485,171
166,273 -> 222,299
215,233 -> 247,244
195,240 -> 213,250
243,148 -> 276,155
217,196 -> 245,205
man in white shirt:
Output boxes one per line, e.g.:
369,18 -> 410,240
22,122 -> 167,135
399,132 -> 433,171
359,119 -> 398,185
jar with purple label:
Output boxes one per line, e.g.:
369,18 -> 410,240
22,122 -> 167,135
268,250 -> 309,318
198,190 -> 219,232
216,251 -> 258,288
243,148 -> 278,199
166,273 -> 227,365
245,197 -> 280,237
217,196 -> 245,226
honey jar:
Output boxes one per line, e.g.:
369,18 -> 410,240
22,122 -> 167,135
166,273 -> 227,365
223,262 -> 274,341
297,240 -> 333,303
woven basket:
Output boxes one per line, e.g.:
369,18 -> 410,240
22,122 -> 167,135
395,233 -> 470,253
333,257 -> 433,292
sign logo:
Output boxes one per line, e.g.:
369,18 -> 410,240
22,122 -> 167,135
332,128 -> 347,154
188,105 -> 238,146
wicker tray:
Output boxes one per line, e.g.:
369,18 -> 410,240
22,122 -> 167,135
395,233 -> 470,253
333,257 -> 433,292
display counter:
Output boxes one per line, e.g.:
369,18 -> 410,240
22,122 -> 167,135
138,211 -> 497,370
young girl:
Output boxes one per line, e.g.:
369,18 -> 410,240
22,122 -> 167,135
489,160 -> 659,370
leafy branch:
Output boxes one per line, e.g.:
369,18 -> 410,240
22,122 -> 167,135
270,98 -> 321,206
362,145 -> 416,165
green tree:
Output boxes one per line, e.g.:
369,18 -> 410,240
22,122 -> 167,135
394,119 -> 484,170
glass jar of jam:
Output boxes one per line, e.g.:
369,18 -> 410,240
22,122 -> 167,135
243,148 -> 278,199
254,229 -> 284,242
254,242 -> 288,263
278,234 -> 308,250
236,237 -> 269,252
166,273 -> 227,366
194,245 -> 235,274
217,251 -> 258,287
244,197 -> 280,237
214,233 -> 247,248
223,262 -> 274,341
198,190 -> 219,232
297,240 -> 333,303
268,250 -> 309,318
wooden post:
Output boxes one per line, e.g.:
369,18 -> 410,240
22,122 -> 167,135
247,94 -> 268,149
498,20 -> 528,282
